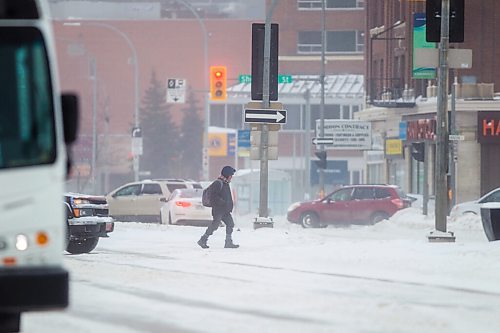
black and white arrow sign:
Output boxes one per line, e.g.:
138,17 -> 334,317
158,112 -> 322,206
244,109 -> 287,124
312,137 -> 334,145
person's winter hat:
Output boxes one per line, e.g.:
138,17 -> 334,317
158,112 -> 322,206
221,166 -> 236,177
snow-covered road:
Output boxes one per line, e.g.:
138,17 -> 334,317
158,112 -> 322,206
22,209 -> 500,333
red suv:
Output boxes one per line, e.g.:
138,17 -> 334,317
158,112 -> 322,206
287,185 -> 411,228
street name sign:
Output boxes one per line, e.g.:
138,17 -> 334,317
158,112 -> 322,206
449,134 -> 465,141
239,74 -> 293,84
312,137 -> 335,145
245,109 -> 287,124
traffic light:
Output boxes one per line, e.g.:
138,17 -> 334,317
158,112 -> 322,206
411,142 -> 425,162
210,66 -> 227,101
426,0 -> 465,43
315,151 -> 327,169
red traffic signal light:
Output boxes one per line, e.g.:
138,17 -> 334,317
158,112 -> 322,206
210,66 -> 227,101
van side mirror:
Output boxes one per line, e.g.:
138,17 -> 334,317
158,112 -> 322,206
61,93 -> 79,144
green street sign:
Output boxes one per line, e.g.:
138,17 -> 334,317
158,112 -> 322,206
239,74 -> 252,84
238,74 -> 293,84
278,75 -> 293,83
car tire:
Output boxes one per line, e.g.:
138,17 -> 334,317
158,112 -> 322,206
370,212 -> 389,224
301,212 -> 320,228
66,237 -> 99,254
0,312 -> 20,332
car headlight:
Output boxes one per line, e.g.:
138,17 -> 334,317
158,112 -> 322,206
287,202 -> 301,212
72,198 -> 90,205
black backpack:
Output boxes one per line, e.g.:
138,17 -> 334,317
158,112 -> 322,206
202,179 -> 223,207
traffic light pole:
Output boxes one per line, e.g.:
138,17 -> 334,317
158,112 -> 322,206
257,0 -> 278,222
429,0 -> 455,242
318,0 -> 326,197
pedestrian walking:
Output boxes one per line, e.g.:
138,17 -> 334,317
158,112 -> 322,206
197,166 -> 239,249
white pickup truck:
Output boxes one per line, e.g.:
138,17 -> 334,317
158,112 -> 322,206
64,193 -> 115,254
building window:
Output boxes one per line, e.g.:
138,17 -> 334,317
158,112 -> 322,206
298,31 -> 322,53
298,0 -> 364,10
298,30 -> 364,54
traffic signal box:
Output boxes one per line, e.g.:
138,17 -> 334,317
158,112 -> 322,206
426,0 -> 465,43
210,66 -> 227,101
315,151 -> 327,169
411,142 -> 425,162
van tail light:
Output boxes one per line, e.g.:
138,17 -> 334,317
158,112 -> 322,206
175,201 -> 192,208
391,198 -> 404,209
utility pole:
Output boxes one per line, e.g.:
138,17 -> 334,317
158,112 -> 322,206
304,88 -> 311,199
90,57 -> 98,194
258,0 -> 278,221
429,0 -> 455,242
318,0 -> 326,197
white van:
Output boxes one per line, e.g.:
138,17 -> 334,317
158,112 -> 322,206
0,0 -> 78,331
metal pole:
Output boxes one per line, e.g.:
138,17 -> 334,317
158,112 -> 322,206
423,141 -> 429,216
304,88 -> 311,199
431,0 -> 454,241
91,57 -> 97,194
63,21 -> 141,183
259,0 -> 278,218
319,0 -> 326,197
450,75 -> 457,207
172,0 -> 210,180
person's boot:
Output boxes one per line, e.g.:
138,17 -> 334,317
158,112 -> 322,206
197,235 -> 209,249
224,237 -> 239,248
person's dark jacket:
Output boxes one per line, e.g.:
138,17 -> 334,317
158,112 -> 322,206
211,179 -> 233,214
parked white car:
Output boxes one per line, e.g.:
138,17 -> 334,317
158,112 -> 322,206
450,187 -> 500,220
107,179 -> 202,222
160,188 -> 212,226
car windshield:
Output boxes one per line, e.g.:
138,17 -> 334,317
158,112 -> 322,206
0,27 -> 56,169
480,189 -> 500,203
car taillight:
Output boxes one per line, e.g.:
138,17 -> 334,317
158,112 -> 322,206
175,201 -> 192,208
391,198 -> 404,209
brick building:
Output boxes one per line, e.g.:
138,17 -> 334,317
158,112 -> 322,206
359,0 -> 500,204
55,1 -> 368,202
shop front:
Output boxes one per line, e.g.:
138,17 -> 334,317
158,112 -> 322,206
478,111 -> 500,195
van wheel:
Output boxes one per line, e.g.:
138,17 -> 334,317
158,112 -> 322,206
66,238 -> 99,254
0,312 -> 20,332
301,212 -> 320,228
371,212 -> 389,224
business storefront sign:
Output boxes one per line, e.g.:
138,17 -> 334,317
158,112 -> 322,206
405,117 -> 436,142
478,111 -> 500,143
315,120 -> 372,150
412,13 -> 436,79
209,132 -> 237,157
310,160 -> 348,186
385,138 -> 404,159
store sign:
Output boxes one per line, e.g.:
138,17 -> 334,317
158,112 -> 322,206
406,118 -> 436,142
310,160 -> 348,186
315,120 -> 372,150
478,111 -> 500,143
385,138 -> 404,159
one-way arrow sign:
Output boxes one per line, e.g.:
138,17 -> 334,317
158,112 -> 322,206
244,109 -> 287,124
312,137 -> 334,145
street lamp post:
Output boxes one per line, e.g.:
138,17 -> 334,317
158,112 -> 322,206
171,0 -> 209,180
64,21 -> 140,182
